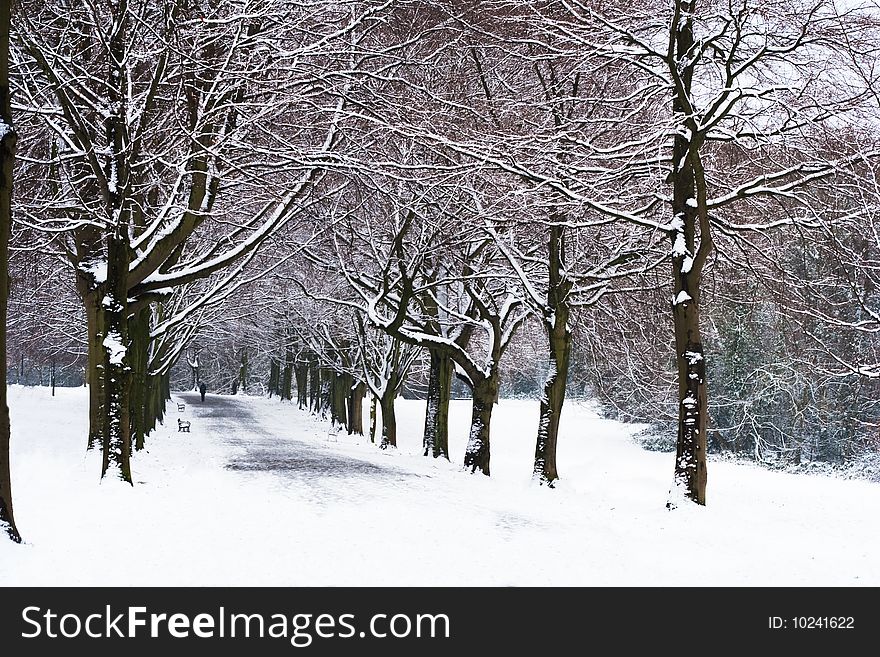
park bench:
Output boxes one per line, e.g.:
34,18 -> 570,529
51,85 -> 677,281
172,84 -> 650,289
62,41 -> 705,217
177,403 -> 186,412
177,418 -> 191,433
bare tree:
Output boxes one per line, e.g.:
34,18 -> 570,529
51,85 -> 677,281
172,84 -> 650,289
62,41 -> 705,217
0,0 -> 20,542
14,0 -> 355,481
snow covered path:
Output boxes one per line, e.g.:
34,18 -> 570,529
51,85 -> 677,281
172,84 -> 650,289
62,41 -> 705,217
185,392 -> 413,486
2,386 -> 880,586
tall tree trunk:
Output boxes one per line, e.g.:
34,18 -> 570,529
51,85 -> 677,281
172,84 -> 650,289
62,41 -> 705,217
155,374 -> 164,428
129,308 -> 149,451
667,1 -> 709,506
295,363 -> 308,408
347,382 -> 365,435
423,349 -> 452,459
464,377 -> 497,475
239,349 -> 248,393
84,290 -> 104,449
155,373 -> 168,427
331,372 -> 349,428
267,359 -> 279,398
329,372 -> 340,425
100,2 -> 132,483
533,222 -> 572,486
100,233 -> 132,483
309,359 -> 320,412
319,369 -> 332,418
534,320 -> 571,486
369,394 -> 377,443
379,391 -> 397,449
144,374 -> 159,434
281,349 -> 293,401
670,291 -> 708,505
0,0 -> 20,542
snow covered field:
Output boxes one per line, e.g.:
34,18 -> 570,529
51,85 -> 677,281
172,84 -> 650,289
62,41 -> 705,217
1,384 -> 878,586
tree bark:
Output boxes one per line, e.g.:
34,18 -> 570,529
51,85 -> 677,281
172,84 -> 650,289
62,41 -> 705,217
534,319 -> 571,486
0,0 -> 20,542
157,374 -> 167,425
294,362 -> 308,408
239,349 -> 248,394
464,377 -> 497,475
319,369 -> 333,418
671,290 -> 708,505
347,382 -> 365,435
309,359 -> 321,412
83,290 -> 104,449
268,359 -> 279,398
99,2 -> 133,483
379,391 -> 397,449
422,349 -> 452,459
369,394 -> 377,443
331,372 -> 349,428
667,1 -> 709,506
281,349 -> 293,401
129,308 -> 150,451
145,374 -> 160,434
100,233 -> 132,483
533,221 -> 572,486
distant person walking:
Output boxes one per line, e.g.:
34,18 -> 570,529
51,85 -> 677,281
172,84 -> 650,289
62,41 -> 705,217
199,382 -> 207,402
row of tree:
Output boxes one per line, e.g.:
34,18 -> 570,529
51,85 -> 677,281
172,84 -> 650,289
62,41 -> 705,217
4,0 -> 880,544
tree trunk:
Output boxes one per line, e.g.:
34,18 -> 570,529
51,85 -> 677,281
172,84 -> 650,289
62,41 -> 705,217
98,1 -> 133,483
239,349 -> 248,393
309,360 -> 320,412
667,1 -> 708,506
100,234 -> 132,483
156,373 -> 168,427
369,394 -> 377,443
423,349 -> 452,459
464,377 -> 497,475
144,374 -> 160,434
534,319 -> 571,486
379,391 -> 397,449
319,368 -> 332,418
84,290 -> 104,450
155,375 -> 164,427
267,359 -> 279,398
331,372 -> 349,428
347,382 -> 365,435
329,372 -> 340,424
670,293 -> 708,505
281,349 -> 293,401
0,0 -> 21,541
129,308 -> 149,451
146,375 -> 159,434
534,221 -> 572,486
295,363 -> 308,408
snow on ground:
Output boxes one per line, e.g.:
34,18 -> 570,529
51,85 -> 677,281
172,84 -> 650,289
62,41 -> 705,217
1,384 -> 878,586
